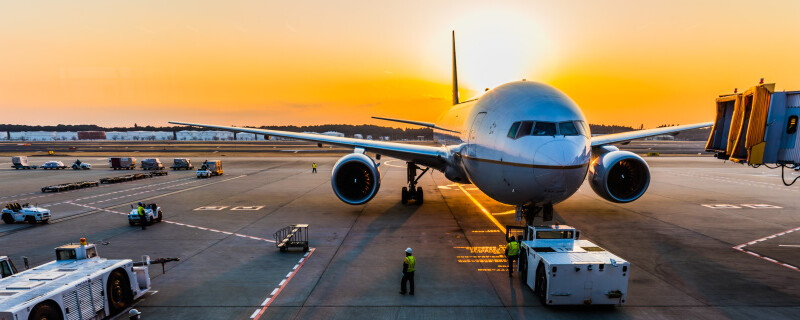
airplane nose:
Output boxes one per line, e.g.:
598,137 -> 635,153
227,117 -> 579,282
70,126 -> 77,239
534,139 -> 587,167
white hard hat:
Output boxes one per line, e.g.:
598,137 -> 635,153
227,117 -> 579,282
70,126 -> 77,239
129,309 -> 141,316
405,247 -> 412,253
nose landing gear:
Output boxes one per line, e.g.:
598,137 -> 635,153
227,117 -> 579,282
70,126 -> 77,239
402,162 -> 429,205
517,203 -> 554,226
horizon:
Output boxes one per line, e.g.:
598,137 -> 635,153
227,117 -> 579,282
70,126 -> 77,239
3,1 -> 799,127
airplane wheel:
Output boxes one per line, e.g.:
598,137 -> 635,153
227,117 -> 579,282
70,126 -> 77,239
401,187 -> 409,205
2,213 -> 14,224
416,187 -> 423,205
535,262 -> 547,304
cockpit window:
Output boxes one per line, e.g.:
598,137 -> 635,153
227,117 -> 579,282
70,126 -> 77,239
507,122 -> 521,138
516,121 -> 534,138
574,120 -> 590,137
531,122 -> 557,136
558,122 -> 580,136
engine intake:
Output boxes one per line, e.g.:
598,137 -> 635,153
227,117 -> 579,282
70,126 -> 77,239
331,153 -> 381,205
588,149 -> 650,203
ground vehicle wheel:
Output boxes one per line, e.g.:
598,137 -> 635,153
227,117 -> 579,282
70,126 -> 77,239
107,269 -> 132,313
41,219 -> 49,224
416,187 -> 423,205
28,301 -> 63,320
25,216 -> 37,225
2,212 -> 14,224
156,211 -> 163,222
401,187 -> 408,204
129,220 -> 136,226
534,262 -> 547,304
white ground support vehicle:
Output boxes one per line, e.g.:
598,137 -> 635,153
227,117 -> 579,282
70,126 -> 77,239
0,240 -> 152,320
2,203 -> 50,224
71,160 -> 91,170
509,224 -> 630,306
196,160 -> 223,178
128,203 -> 163,226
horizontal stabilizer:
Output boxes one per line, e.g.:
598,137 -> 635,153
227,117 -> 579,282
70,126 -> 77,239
372,116 -> 460,134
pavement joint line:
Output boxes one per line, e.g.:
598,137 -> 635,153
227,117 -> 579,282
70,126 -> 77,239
253,248 -> 316,320
68,202 -> 276,243
455,184 -> 506,234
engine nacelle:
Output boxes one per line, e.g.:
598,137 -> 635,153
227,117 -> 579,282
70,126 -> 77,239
331,153 -> 381,205
588,149 -> 650,203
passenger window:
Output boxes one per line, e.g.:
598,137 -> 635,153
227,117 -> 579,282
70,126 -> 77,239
507,122 -> 521,138
516,121 -> 534,138
531,122 -> 556,136
558,122 -> 579,136
787,116 -> 798,134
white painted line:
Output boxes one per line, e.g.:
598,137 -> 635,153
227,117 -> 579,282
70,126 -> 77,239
285,272 -> 292,278
779,245 -> 800,247
741,204 -> 782,209
293,264 -> 299,270
231,206 -> 265,211
702,204 -> 741,209
194,206 -> 229,211
250,309 -> 260,318
252,248 -> 316,320
279,279 -> 286,286
261,298 -> 270,306
270,288 -> 279,296
298,258 -> 304,263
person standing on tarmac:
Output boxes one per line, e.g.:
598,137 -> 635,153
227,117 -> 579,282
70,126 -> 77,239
506,236 -> 520,277
312,162 -> 317,173
400,247 -> 416,295
137,202 -> 147,230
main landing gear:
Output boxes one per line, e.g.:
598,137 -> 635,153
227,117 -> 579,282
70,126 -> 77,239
517,203 -> 554,226
401,162 -> 429,205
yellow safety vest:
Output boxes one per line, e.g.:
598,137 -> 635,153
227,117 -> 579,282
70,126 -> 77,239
507,241 -> 520,256
404,256 -> 416,272
312,163 -> 317,168
137,206 -> 145,216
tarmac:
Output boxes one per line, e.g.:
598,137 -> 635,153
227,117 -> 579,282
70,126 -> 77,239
1,152 -> 799,319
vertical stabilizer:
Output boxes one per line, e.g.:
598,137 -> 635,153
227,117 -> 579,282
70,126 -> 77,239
452,30 -> 460,105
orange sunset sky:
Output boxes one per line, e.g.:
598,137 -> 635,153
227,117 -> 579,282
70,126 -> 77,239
1,1 -> 799,128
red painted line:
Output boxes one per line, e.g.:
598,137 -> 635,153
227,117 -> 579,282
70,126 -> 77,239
733,246 -> 800,272
252,248 -> 316,320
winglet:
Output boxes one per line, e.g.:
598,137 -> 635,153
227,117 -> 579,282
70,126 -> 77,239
452,30 -> 460,105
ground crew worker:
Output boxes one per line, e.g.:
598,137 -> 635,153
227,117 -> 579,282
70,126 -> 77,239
506,236 -> 520,277
400,247 -> 415,295
137,202 -> 147,230
128,309 -> 141,319
312,162 -> 317,173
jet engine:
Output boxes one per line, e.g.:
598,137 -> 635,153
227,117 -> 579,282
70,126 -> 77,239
331,153 -> 381,205
588,147 -> 650,203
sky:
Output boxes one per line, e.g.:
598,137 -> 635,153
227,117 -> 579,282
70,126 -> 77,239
1,0 -> 800,128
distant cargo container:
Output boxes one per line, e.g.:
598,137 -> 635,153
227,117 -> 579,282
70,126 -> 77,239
109,157 -> 137,170
77,131 -> 107,140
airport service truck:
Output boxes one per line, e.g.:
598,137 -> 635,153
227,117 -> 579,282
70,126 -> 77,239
10,156 -> 37,170
0,239 -> 152,320
196,160 -> 223,178
509,224 -> 630,306
2,203 -> 50,224
109,157 -> 137,170
0,257 -> 17,279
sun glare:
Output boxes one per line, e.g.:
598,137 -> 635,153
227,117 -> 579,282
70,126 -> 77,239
447,7 -> 555,94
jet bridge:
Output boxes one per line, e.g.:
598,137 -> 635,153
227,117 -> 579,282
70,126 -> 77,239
706,80 -> 800,185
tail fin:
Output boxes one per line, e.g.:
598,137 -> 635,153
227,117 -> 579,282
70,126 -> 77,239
452,30 -> 460,105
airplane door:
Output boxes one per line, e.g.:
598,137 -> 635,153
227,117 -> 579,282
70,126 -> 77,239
467,112 -> 486,157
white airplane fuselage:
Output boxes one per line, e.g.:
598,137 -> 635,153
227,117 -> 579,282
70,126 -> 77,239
433,81 -> 591,206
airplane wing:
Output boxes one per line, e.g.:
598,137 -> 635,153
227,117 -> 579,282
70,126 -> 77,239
371,116 -> 460,134
168,121 -> 448,168
590,122 -> 713,147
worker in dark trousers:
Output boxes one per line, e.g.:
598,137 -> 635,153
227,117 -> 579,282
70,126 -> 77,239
506,236 -> 520,277
312,162 -> 317,173
137,202 -> 147,230
400,247 -> 416,295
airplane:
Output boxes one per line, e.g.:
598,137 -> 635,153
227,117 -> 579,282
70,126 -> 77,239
171,31 -> 712,225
